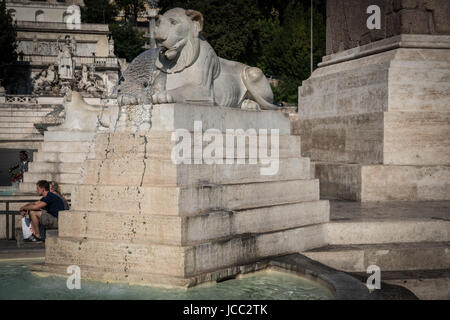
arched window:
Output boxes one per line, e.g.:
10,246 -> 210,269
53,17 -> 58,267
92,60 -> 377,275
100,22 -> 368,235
35,10 -> 45,22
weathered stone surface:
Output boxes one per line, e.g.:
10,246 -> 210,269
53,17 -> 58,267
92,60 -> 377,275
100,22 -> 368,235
150,103 -> 290,133
71,179 -> 320,216
58,201 -> 330,245
384,111 -> 450,165
81,157 -> 311,187
88,132 -> 301,161
45,224 -> 327,279
328,219 -> 449,245
314,163 -> 450,201
293,113 -> 384,164
361,165 -> 450,201
303,242 -> 450,272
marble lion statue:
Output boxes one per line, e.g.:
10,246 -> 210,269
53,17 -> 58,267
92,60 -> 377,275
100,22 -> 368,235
48,90 -> 110,132
117,8 -> 278,110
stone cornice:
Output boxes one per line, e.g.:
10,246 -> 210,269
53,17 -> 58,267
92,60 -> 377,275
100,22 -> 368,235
15,21 -> 110,35
319,34 -> 450,68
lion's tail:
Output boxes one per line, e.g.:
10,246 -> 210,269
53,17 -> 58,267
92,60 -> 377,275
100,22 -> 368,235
241,67 -> 279,111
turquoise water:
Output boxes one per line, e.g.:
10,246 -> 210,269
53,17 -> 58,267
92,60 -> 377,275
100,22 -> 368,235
0,260 -> 333,300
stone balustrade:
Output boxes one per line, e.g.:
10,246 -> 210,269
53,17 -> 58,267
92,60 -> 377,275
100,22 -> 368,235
19,55 -> 118,68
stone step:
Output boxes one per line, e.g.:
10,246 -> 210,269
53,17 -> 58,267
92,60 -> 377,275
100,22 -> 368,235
0,116 -> 50,123
23,172 -> 81,184
91,132 -> 302,161
43,131 -> 97,142
0,122 -> 36,128
0,106 -> 55,113
41,141 -> 92,153
0,141 -> 42,149
303,242 -> 450,272
59,200 -> 330,245
328,219 -> 449,245
0,127 -> 40,134
82,157 -> 312,187
0,133 -> 43,140
28,162 -> 82,174
0,111 -> 53,117
19,182 -> 76,194
44,223 -> 327,279
72,179 -> 321,216
34,152 -> 87,163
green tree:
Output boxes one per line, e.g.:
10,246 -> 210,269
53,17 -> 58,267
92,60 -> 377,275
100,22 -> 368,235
160,0 -> 262,65
81,0 -> 119,24
109,23 -> 146,62
0,0 -> 17,82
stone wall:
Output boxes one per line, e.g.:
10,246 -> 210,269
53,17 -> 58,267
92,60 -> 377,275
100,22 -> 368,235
326,0 -> 450,54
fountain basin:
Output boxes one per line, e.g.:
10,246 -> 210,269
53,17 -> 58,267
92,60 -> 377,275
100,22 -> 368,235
23,254 -> 371,300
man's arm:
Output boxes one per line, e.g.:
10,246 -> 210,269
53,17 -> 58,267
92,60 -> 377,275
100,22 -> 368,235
20,201 -> 47,212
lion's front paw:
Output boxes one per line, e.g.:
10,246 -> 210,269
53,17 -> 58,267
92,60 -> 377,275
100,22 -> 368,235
241,99 -> 261,111
151,92 -> 175,104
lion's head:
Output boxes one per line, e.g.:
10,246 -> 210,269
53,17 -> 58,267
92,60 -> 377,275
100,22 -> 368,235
154,8 -> 203,74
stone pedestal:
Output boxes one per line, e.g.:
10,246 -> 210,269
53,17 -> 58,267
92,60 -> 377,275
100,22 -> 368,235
292,34 -> 450,201
32,103 -> 329,287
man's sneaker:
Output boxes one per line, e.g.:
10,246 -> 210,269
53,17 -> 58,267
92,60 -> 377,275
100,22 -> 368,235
25,234 -> 43,243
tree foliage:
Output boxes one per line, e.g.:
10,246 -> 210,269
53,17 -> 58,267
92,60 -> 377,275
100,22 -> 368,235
115,0 -> 147,26
81,0 -> 119,24
0,0 -> 17,81
109,23 -> 146,62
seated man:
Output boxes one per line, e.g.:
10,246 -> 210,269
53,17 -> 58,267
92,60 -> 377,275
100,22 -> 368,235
20,180 -> 66,242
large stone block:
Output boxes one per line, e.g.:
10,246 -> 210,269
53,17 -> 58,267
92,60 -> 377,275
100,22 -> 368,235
58,201 -> 330,246
71,179 -> 320,216
314,162 -> 450,201
88,132 -> 301,161
149,104 -> 291,134
384,111 -> 450,165
44,224 -> 327,280
294,113 -> 384,164
81,157 -> 311,187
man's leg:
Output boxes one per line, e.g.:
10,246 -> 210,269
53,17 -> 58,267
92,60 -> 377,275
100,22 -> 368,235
29,210 -> 42,238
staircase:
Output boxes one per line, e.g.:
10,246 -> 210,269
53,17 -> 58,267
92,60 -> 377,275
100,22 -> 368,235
19,131 -> 95,195
303,200 -> 450,299
0,102 -> 63,149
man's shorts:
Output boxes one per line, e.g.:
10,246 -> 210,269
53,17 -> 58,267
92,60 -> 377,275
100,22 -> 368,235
40,210 -> 58,229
